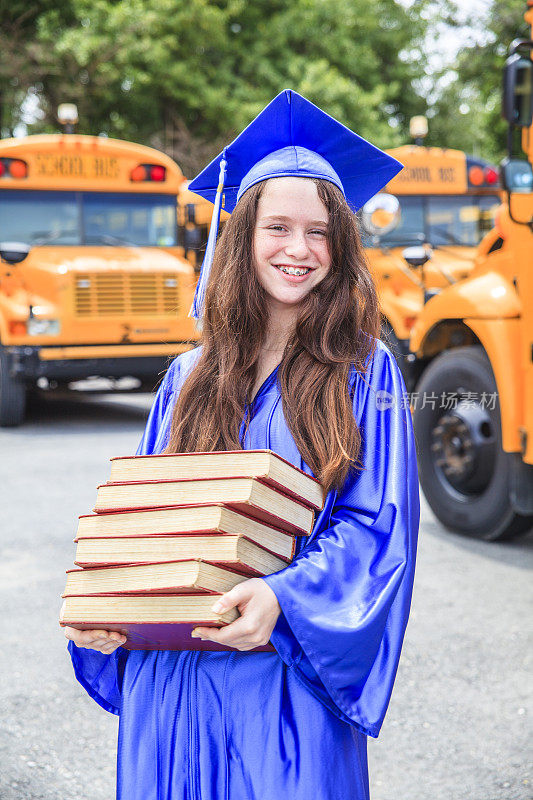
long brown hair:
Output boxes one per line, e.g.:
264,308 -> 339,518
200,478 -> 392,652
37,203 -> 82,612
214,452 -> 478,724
164,178 -> 380,494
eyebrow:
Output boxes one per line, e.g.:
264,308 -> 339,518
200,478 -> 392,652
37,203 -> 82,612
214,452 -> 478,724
261,215 -> 328,225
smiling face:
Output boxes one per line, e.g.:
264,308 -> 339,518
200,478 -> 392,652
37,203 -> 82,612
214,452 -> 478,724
253,177 -> 332,315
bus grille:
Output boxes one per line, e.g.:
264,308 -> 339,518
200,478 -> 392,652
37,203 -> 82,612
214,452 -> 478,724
74,273 -> 180,316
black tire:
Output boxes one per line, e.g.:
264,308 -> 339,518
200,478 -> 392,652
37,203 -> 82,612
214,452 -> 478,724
414,345 -> 533,541
0,345 -> 26,426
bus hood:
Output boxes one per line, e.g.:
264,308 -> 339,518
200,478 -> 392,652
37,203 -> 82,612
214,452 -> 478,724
368,244 -> 477,287
23,246 -> 194,275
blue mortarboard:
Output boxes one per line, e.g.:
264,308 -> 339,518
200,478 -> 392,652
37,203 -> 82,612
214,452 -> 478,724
188,89 -> 403,319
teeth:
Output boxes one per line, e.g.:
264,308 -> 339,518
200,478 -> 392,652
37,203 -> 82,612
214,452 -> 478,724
277,266 -> 310,276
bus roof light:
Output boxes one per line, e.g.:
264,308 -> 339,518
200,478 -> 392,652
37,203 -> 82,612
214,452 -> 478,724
130,164 -> 147,182
484,166 -> 499,185
131,163 -> 166,182
150,165 -> 166,182
9,159 -> 27,178
0,158 -> 28,179
468,165 -> 484,186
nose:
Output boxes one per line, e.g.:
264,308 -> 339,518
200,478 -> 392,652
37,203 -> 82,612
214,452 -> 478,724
283,230 -> 310,260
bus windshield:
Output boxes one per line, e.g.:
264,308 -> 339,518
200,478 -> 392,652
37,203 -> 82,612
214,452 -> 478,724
0,190 -> 177,246
361,194 -> 501,248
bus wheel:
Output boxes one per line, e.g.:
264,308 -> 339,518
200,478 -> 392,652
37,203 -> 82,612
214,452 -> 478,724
414,345 -> 533,541
0,346 -> 26,426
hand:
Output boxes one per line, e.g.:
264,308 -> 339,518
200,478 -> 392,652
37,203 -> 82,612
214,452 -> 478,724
191,578 -> 281,651
64,626 -> 127,654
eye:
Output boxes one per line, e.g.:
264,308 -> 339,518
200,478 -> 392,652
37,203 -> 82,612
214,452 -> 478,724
267,225 -> 286,232
310,229 -> 327,236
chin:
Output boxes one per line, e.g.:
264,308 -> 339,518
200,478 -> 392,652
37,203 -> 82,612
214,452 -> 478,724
272,290 -> 310,307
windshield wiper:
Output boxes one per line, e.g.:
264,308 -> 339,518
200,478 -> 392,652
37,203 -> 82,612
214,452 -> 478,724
427,225 -> 470,247
86,233 -> 139,247
31,231 -> 65,245
371,233 -> 425,250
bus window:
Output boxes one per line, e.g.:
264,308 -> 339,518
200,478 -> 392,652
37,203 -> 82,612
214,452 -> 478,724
478,195 -> 501,237
426,195 -> 500,246
361,193 -> 501,249
0,190 -> 79,245
0,190 -> 177,247
83,192 -> 177,246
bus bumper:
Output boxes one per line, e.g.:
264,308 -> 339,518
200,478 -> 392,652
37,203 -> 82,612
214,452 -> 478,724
3,343 -> 195,384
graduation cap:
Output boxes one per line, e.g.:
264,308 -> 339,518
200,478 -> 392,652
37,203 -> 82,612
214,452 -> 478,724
188,89 -> 403,319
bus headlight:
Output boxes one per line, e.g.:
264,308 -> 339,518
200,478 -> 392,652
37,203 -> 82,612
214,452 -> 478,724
27,318 -> 61,336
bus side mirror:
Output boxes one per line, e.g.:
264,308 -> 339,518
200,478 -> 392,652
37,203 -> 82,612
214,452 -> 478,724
0,241 -> 31,264
360,193 -> 401,237
502,52 -> 533,127
500,158 -> 533,193
402,245 -> 431,269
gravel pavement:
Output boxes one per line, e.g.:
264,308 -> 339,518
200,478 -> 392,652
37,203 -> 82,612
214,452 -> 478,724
0,388 -> 531,800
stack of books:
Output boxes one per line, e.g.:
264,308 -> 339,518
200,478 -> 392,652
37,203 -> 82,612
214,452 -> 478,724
60,450 -> 323,652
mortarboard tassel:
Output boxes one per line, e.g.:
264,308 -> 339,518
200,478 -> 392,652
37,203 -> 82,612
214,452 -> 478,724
189,149 -> 228,320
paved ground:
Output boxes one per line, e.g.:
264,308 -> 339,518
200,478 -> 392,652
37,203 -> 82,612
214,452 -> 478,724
0,387 -> 531,800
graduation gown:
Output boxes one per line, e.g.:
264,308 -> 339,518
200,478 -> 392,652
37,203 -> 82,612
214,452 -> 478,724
68,339 -> 419,800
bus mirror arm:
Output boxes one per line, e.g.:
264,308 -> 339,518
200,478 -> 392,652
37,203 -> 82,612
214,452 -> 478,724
505,189 -> 533,232
508,38 -> 533,57
431,261 -> 456,286
501,38 -> 533,231
394,257 -> 424,289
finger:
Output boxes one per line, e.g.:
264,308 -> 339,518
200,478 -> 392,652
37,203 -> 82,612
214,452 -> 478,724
100,641 -> 123,654
64,627 -> 107,644
191,625 -> 222,642
194,617 -> 260,647
211,580 -> 255,614
65,628 -> 126,648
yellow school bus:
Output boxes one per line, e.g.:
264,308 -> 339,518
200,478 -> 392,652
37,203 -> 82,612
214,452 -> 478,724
0,134 -> 199,425
405,1 -> 533,541
362,145 -> 501,388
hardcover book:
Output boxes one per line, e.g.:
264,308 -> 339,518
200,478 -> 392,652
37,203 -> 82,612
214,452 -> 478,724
93,477 -> 313,537
77,504 -> 299,558
63,559 -> 249,597
74,533 -> 288,574
60,594 -> 275,652
109,449 -> 323,510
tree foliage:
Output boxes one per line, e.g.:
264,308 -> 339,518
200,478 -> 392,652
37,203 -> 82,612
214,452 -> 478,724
1,0 -> 528,171
1,0 -> 430,175
425,0 -> 527,162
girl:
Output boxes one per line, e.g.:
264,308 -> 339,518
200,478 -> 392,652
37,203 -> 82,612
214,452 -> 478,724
65,90 -> 419,800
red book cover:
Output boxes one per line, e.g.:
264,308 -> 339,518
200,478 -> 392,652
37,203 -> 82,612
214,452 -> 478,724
67,556 -> 275,579
60,619 -> 276,652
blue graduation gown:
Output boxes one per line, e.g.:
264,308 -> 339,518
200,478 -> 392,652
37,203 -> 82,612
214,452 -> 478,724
68,339 -> 419,800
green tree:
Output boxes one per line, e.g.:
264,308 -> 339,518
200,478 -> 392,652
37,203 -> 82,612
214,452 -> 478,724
425,0 -> 527,162
0,1 -> 76,136
3,0 -> 431,174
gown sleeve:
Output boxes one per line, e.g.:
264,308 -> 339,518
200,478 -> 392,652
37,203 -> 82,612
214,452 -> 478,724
262,341 -> 420,738
67,356 -> 183,714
